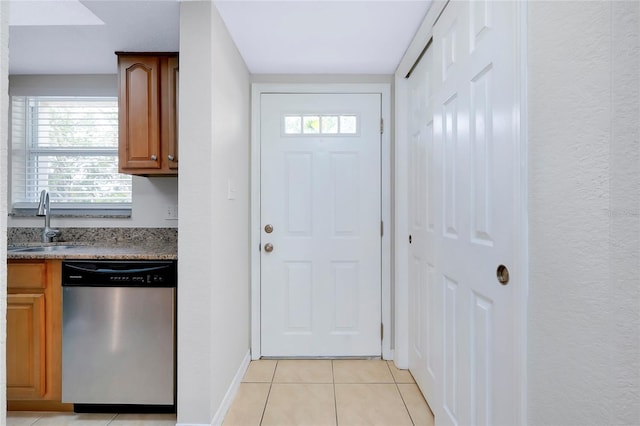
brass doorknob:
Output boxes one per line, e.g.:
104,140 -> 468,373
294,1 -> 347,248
264,243 -> 274,253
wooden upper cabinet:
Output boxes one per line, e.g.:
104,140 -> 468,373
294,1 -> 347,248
166,56 -> 179,171
117,52 -> 178,175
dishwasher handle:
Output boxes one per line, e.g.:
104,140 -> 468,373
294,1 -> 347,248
65,263 -> 169,275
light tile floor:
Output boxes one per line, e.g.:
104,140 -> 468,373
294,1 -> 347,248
7,360 -> 433,426
223,359 -> 435,426
7,412 -> 177,426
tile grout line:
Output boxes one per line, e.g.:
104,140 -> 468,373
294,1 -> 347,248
332,360 -> 339,426
397,383 -> 418,426
105,412 -> 119,425
30,413 -> 41,426
30,413 -> 44,426
388,361 -> 417,426
258,359 -> 277,425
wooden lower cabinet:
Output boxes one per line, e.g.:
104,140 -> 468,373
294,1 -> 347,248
7,260 -> 72,411
7,293 -> 46,399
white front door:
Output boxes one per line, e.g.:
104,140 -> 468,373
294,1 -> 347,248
260,93 -> 382,357
408,1 -> 522,425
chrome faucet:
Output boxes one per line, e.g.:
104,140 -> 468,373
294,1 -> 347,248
37,190 -> 60,243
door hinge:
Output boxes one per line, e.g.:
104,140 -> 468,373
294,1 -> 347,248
259,243 -> 261,252
381,323 -> 384,340
381,221 -> 384,237
380,118 -> 384,134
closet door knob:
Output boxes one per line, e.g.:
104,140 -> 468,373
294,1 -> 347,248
497,265 -> 510,285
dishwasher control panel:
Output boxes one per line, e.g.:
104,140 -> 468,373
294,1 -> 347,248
62,260 -> 176,288
108,274 -> 166,283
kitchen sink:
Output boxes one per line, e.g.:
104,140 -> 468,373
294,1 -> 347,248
8,244 -> 81,253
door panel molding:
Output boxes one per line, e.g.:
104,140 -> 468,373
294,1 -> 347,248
250,83 -> 392,359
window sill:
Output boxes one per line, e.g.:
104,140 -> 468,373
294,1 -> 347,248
10,208 -> 132,219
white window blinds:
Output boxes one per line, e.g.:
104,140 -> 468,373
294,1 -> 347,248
11,96 -> 132,210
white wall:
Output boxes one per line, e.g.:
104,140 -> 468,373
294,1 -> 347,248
528,2 -> 640,424
177,1 -> 250,424
176,2 -> 213,421
6,74 -> 179,228
0,1 -> 9,423
252,74 -> 392,85
209,0 -> 251,417
9,74 -> 117,96
8,176 -> 178,228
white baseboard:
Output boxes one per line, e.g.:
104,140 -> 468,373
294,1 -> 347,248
209,350 -> 251,426
384,348 -> 395,362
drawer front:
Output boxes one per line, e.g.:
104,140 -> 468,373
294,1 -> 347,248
8,262 -> 47,289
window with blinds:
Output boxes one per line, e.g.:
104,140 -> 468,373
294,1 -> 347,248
11,96 -> 132,212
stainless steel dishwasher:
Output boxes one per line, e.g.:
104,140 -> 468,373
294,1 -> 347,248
62,260 -> 176,412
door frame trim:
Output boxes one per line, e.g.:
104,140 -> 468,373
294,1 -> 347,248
250,83 -> 392,360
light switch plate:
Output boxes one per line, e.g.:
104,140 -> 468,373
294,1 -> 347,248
227,179 -> 237,200
166,204 -> 178,220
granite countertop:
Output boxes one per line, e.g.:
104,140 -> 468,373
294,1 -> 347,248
7,227 -> 178,260
7,241 -> 177,260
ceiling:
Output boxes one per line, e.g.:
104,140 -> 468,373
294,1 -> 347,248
9,0 -> 180,75
9,0 -> 431,75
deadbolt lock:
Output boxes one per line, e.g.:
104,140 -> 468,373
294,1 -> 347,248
265,224 -> 274,234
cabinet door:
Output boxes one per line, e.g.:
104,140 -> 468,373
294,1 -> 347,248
118,55 -> 161,171
166,56 -> 179,170
7,293 -> 46,400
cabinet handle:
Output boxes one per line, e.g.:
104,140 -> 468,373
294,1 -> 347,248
150,154 -> 157,161
168,154 -> 175,161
